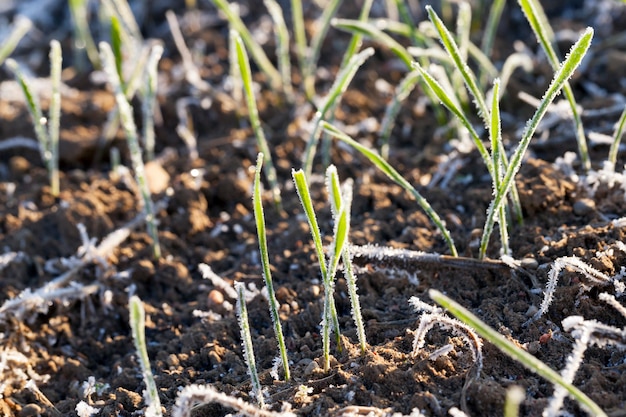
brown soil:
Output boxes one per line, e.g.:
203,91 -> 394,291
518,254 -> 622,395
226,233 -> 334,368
1,1 -> 626,416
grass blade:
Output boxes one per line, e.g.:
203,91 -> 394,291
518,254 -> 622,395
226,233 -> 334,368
303,0 -> 343,98
233,31 -> 282,209
426,5 -> 489,127
141,43 -> 163,161
129,296 -> 163,417
322,121 -> 458,257
68,0 -> 101,69
211,0 -> 281,90
428,289 -> 607,417
263,0 -> 293,101
0,16 -> 32,66
235,282 -> 264,407
292,169 -> 342,365
302,47 -> 374,178
481,0 -> 506,57
48,40 -> 62,197
290,0 -> 308,96
332,19 -> 413,68
479,27 -> 593,259
253,153 -> 290,381
100,42 -> 162,260
518,0 -> 590,170
608,106 -> 626,170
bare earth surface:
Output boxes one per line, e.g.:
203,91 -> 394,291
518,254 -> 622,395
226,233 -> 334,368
1,1 -> 626,416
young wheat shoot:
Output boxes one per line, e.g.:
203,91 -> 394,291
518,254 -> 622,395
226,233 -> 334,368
518,0 -> 590,171
326,166 -> 367,353
100,42 -> 162,259
252,153 -> 290,381
321,122 -> 458,256
235,282 -> 264,407
233,31 -> 282,209
292,169 -> 342,361
479,27 -> 593,259
129,296 -> 163,417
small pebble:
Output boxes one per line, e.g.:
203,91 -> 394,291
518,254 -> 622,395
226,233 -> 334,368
303,360 -> 320,376
9,156 -> 30,175
573,198 -> 595,216
520,257 -> 538,269
144,161 -> 171,194
207,289 -> 224,306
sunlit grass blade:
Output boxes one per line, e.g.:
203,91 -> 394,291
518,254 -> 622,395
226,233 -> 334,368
263,0 -> 293,101
519,0 -> 590,171
302,0 -> 343,99
489,79 -> 509,256
607,106 -> 626,170
301,47 -> 374,178
290,0 -> 307,96
110,15 -> 125,90
322,121 -> 458,257
479,28 -> 594,259
211,0 -> 282,90
253,153 -> 290,381
233,31 -> 282,209
100,42 -> 162,260
426,5 -> 489,126
326,167 -> 366,353
141,43 -> 163,161
481,0 -> 506,57
68,0 -> 101,69
292,169 -> 342,363
319,0 -> 374,168
129,296 -> 163,417
332,19 -> 413,68
48,40 -> 62,197
0,16 -> 32,66
428,289 -> 607,417
235,282 -> 264,407
379,69 -> 420,159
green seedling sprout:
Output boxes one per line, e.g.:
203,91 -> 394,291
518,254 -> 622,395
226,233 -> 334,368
428,289 -> 607,417
235,282 -> 265,407
379,69 -> 420,159
0,16 -> 32,66
211,0 -> 282,90
290,0 -> 307,94
608,106 -> 626,170
291,168 -> 342,370
68,0 -> 101,69
141,43 -> 164,161
252,153 -> 290,381
233,31 -> 282,209
481,0 -> 506,58
6,40 -> 62,197
100,42 -> 162,260
301,47 -> 375,179
504,386 -> 524,417
519,0 -> 590,171
322,121 -> 459,257
479,28 -> 593,259
326,167 -> 367,353
129,295 -> 163,417
263,0 -> 293,101
301,0 -> 343,99
319,0 -> 374,168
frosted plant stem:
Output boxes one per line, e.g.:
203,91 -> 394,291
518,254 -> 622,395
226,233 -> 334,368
479,28 -> 593,259
100,42 -> 162,260
252,153 -> 290,381
326,167 -> 366,353
142,44 -> 163,161
235,282 -> 264,407
129,296 -> 163,417
322,122 -> 458,257
233,32 -> 282,210
48,40 -> 62,197
608,106 -> 626,170
293,170 -> 342,345
0,16 -> 31,65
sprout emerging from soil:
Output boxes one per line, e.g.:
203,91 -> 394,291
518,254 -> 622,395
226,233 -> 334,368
252,153 -> 290,381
